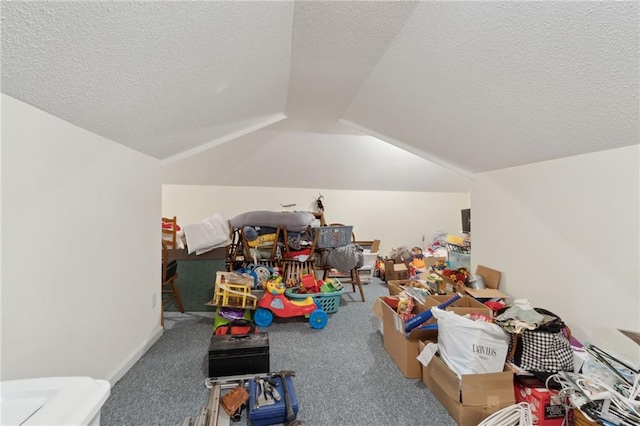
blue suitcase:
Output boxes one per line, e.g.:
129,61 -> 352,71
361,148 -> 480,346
248,376 -> 299,426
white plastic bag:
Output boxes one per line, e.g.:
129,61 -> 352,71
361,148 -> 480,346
432,307 -> 510,378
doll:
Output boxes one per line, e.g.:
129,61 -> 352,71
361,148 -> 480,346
410,246 -> 426,270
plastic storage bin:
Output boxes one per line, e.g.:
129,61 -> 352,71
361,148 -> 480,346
358,267 -> 374,283
0,376 -> 110,426
313,226 -> 353,248
362,250 -> 378,269
448,250 -> 471,270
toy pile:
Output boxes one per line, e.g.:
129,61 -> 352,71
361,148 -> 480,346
423,231 -> 449,258
287,272 -> 342,295
439,267 -> 470,286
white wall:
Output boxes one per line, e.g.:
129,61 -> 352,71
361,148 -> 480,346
472,146 -> 640,362
162,185 -> 470,255
1,94 -> 162,383
161,126 -> 473,193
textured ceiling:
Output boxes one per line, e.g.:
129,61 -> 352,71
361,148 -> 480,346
342,1 -> 640,174
2,1 -> 638,188
284,1 -> 417,128
1,1 -> 294,159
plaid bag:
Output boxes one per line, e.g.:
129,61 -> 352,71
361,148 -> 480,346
504,308 -> 573,373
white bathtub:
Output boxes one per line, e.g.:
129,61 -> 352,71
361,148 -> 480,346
1,376 -> 111,426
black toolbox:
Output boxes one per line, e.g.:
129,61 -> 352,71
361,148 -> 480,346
208,332 -> 270,378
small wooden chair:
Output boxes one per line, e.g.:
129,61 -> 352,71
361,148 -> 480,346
212,271 -> 257,309
162,216 -> 178,249
161,240 -> 184,326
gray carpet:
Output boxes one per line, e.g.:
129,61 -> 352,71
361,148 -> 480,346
101,277 -> 457,426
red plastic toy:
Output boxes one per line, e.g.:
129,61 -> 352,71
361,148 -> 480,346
253,277 -> 328,329
299,273 -> 323,294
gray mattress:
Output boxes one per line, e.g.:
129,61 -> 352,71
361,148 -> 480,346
228,210 -> 315,233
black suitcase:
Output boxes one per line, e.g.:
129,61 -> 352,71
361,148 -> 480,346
208,332 -> 269,378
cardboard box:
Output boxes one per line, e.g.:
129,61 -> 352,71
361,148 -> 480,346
419,271 -> 453,295
468,265 -> 507,299
372,297 -> 385,334
514,382 -> 567,425
422,353 -> 515,426
387,279 -> 429,296
383,260 -> 409,281
438,265 -> 508,300
373,295 -> 403,334
380,297 -> 438,378
424,256 -> 447,268
573,408 -> 599,426
425,294 -> 493,318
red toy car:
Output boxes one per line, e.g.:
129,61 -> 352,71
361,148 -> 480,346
254,277 -> 328,329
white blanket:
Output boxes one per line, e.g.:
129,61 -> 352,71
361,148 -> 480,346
163,230 -> 185,249
183,213 -> 231,255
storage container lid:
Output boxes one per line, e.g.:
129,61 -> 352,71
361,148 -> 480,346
209,333 -> 269,357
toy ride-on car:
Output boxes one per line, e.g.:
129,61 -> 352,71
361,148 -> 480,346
254,277 -> 328,329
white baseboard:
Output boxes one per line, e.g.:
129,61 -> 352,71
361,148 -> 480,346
106,325 -> 164,386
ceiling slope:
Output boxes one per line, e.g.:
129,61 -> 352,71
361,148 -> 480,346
160,124 -> 472,192
1,1 -> 294,159
342,1 -> 640,174
284,1 -> 417,129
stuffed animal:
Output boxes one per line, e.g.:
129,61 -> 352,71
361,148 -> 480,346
388,246 -> 412,264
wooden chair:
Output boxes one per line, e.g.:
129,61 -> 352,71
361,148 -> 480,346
346,267 -> 366,302
241,226 -> 281,261
321,223 -> 365,302
280,226 -> 319,288
161,240 -> 184,327
162,216 -> 178,249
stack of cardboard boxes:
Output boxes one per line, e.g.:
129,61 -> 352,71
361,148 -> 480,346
373,265 -> 516,426
374,263 -> 638,426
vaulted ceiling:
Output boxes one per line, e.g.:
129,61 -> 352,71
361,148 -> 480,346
2,1 -> 638,192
